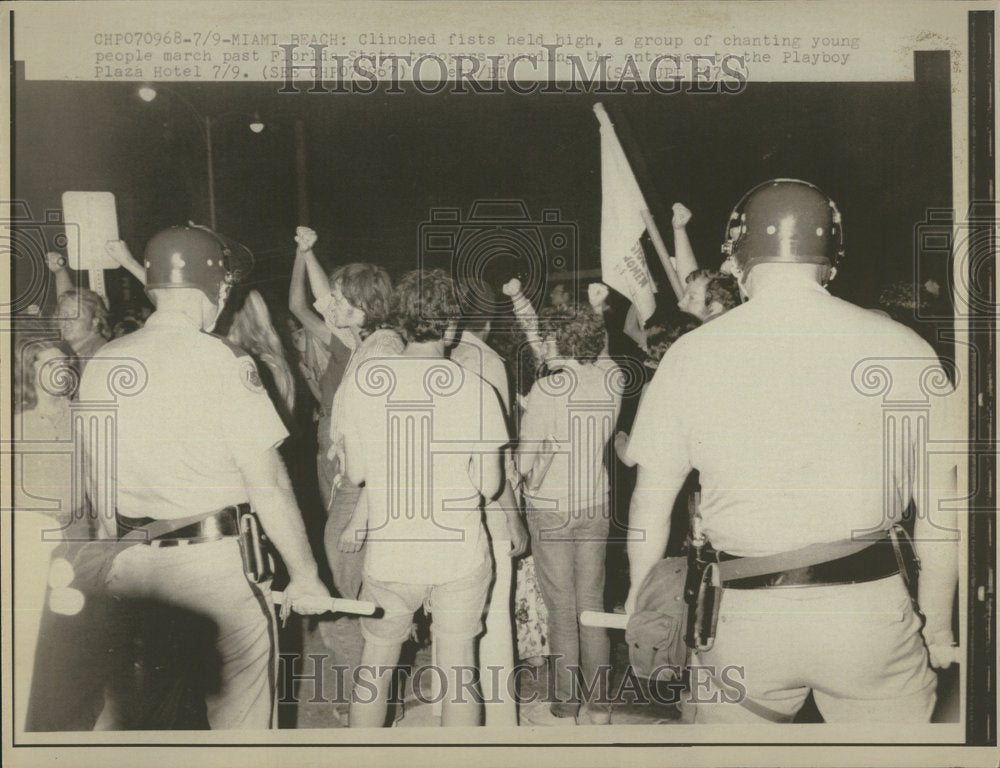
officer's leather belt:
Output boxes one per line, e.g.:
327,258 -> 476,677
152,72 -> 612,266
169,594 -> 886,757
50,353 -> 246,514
717,532 -> 899,589
117,504 -> 247,547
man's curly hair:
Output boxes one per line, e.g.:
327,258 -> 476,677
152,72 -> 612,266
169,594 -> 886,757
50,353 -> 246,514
393,269 -> 460,343
686,268 -> 741,312
330,263 -> 394,336
540,305 -> 607,364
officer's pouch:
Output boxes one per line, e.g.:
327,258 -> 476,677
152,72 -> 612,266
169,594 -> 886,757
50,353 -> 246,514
625,556 -> 690,681
237,507 -> 273,584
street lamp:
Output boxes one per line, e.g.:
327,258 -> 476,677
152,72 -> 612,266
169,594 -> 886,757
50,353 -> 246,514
137,84 -> 268,230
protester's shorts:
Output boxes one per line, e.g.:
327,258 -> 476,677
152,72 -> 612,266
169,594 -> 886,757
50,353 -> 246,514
360,558 -> 492,645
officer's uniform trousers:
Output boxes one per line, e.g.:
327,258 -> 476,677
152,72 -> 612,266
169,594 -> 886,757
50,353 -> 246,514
106,538 -> 278,729
690,574 -> 936,723
78,310 -> 290,730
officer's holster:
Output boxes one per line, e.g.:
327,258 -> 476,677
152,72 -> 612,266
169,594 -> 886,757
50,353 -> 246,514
685,541 -> 723,652
236,506 -> 274,584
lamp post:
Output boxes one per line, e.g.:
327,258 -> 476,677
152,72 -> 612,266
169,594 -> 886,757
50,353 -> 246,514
138,86 -> 289,230
204,114 -> 217,229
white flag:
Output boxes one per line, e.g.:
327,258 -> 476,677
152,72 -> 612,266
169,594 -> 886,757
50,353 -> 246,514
594,104 -> 657,323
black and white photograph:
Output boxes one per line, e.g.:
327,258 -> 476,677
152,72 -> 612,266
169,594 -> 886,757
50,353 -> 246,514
1,2 -> 995,766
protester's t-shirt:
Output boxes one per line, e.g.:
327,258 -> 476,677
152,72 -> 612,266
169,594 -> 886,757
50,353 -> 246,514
520,358 -> 623,514
341,355 -> 508,585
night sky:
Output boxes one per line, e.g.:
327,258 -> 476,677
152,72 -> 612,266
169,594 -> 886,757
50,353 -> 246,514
13,52 -> 952,318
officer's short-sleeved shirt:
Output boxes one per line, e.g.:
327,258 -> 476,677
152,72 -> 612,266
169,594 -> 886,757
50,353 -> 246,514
626,276 -> 957,557
78,309 -> 289,520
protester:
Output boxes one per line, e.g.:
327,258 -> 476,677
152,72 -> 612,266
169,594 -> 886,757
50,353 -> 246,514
677,268 -> 741,322
449,277 -> 528,725
301,238 -> 402,720
111,312 -> 144,339
12,338 -> 101,731
44,251 -> 112,367
285,314 -> 329,407
615,311 -> 702,467
224,289 -> 297,429
483,293 -> 552,669
342,268 -> 508,728
517,304 -> 622,726
288,225 -> 353,461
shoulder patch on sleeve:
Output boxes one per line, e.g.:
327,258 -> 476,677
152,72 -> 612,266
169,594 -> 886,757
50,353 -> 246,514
238,357 -> 265,392
202,331 -> 251,358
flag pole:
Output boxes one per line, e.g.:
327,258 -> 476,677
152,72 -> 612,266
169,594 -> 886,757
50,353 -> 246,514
592,103 -> 685,301
641,210 -> 684,301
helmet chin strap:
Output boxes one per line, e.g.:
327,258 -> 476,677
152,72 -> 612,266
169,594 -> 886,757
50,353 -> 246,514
204,279 -> 234,331
203,282 -> 232,332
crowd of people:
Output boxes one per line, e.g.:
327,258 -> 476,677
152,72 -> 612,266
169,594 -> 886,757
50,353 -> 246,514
12,184 -> 959,731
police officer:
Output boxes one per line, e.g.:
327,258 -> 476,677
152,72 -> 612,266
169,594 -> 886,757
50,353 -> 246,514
79,224 -> 330,730
624,180 -> 959,723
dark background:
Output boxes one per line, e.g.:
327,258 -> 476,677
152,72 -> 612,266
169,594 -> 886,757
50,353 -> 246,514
13,54 -> 953,321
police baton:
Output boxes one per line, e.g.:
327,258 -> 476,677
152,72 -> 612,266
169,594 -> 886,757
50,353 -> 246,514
580,610 -> 628,630
270,592 -> 377,617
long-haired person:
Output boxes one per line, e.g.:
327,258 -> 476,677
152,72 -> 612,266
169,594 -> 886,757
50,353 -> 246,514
226,289 -> 296,428
12,337 -> 102,731
54,289 -> 111,366
45,252 -> 112,368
